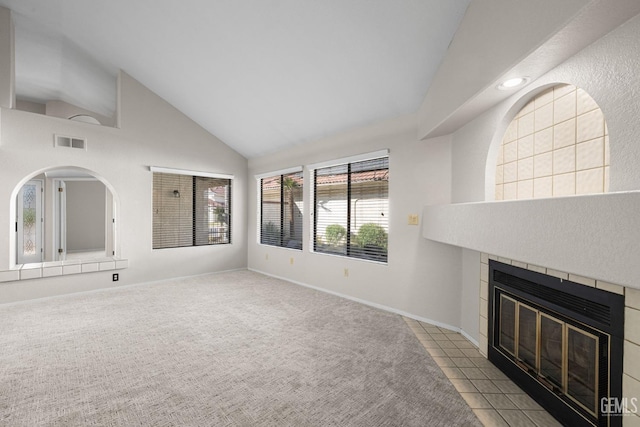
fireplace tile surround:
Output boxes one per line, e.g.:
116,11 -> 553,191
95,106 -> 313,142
479,253 -> 640,426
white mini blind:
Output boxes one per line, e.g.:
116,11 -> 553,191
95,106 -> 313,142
313,156 -> 388,262
260,170 -> 303,250
153,172 -> 231,249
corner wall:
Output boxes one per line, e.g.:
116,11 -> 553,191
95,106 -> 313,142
247,114 -> 467,331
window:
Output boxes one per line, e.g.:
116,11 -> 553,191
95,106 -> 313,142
260,171 -> 303,249
152,171 -> 231,249
313,155 -> 388,262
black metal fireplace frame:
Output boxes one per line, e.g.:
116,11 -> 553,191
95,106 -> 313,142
488,260 -> 624,427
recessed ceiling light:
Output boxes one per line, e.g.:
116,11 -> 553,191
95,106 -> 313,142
497,77 -> 529,90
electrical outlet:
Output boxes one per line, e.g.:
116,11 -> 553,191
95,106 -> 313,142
112,273 -> 119,281
290,257 -> 294,265
344,268 -> 349,277
265,253 -> 269,261
408,214 -> 419,225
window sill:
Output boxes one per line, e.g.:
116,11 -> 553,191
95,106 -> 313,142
0,258 -> 129,282
311,250 -> 388,266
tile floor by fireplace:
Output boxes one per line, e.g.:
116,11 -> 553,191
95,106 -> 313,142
404,317 -> 561,427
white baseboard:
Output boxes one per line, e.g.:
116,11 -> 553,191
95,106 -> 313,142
248,267 -> 480,348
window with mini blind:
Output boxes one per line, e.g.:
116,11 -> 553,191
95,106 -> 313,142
260,171 -> 303,250
313,155 -> 388,263
152,170 -> 231,249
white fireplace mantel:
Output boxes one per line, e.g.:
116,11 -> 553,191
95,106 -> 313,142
423,191 -> 640,289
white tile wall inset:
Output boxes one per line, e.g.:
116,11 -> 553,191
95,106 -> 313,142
517,134 -> 534,159
82,263 -> 99,273
518,112 -> 535,138
553,172 -> 575,196
596,280 -> 624,295
42,266 -> 63,277
576,88 -> 599,115
576,168 -> 604,195
553,84 -> 574,99
553,146 -> 576,175
533,152 -> 553,178
504,121 -> 518,143
625,308 -> 640,346
496,83 -> 609,201
534,128 -> 553,154
526,264 -> 546,274
533,177 -> 553,198
480,298 -> 488,318
62,264 -> 82,275
577,108 -> 605,143
496,165 -> 504,185
115,259 -> 129,269
534,102 -> 553,131
504,182 -> 517,200
553,118 -> 576,150
99,261 -> 116,271
517,179 -> 533,199
20,268 -> 42,280
504,141 -> 518,164
503,162 -> 517,184
627,288 -> 640,311
517,157 -> 534,180
568,274 -> 596,288
576,137 -> 604,170
535,87 -> 554,107
546,268 -> 568,280
553,90 -> 577,124
624,340 -> 640,381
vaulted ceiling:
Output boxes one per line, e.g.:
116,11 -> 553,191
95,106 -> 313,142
1,0 -> 639,158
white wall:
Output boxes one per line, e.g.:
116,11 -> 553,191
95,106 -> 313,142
460,248 -> 479,342
247,114 -> 466,329
0,71 -> 247,303
0,7 -> 14,109
447,14 -> 640,338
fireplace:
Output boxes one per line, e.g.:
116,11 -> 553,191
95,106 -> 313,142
488,260 -> 624,427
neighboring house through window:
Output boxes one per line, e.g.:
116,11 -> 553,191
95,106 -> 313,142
152,168 -> 232,249
312,152 -> 389,263
259,170 -> 303,250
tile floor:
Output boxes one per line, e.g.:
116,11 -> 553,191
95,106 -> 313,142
404,317 -> 562,427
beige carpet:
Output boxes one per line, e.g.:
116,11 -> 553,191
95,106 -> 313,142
0,270 -> 481,426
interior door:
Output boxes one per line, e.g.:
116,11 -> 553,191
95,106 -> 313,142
17,180 -> 43,264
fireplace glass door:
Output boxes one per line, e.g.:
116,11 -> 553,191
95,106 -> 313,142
499,295 -> 516,355
567,326 -> 598,414
518,304 -> 537,369
539,314 -> 563,389
496,291 -> 601,417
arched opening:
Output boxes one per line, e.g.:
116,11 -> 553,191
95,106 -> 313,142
495,84 -> 609,200
12,167 -> 118,266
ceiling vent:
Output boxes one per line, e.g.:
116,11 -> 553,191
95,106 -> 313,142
54,135 -> 86,150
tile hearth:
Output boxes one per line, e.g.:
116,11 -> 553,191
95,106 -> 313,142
404,317 -> 561,427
